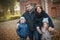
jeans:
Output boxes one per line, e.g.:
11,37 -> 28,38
29,30 -> 39,40
38,33 -> 42,40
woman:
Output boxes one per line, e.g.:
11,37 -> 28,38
34,5 -> 54,40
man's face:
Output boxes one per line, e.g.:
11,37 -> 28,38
26,5 -> 33,12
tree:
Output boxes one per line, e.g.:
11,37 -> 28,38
0,0 -> 16,16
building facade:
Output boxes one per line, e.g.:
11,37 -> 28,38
19,0 -> 60,17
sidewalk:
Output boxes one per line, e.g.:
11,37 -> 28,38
53,19 -> 60,30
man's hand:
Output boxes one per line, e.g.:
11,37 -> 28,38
36,26 -> 42,34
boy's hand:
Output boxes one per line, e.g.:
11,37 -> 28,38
16,23 -> 19,28
17,23 -> 19,26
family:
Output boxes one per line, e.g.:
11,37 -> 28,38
16,3 -> 54,40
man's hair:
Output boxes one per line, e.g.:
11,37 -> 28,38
25,3 -> 33,7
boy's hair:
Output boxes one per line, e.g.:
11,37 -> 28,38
42,18 -> 49,23
20,17 -> 26,21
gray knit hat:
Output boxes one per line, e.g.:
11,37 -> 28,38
42,18 -> 49,23
20,17 -> 26,21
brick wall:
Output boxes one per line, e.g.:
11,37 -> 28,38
48,0 -> 60,17
20,0 -> 40,14
20,0 -> 60,17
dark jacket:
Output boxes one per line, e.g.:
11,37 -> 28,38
16,23 -> 29,38
35,11 -> 54,28
22,11 -> 36,31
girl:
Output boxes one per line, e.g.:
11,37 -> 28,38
41,18 -> 51,40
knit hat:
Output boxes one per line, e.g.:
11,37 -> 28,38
42,18 -> 49,23
20,17 -> 26,21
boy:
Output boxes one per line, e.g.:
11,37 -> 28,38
16,17 -> 29,40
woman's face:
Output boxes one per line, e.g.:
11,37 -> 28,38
37,7 -> 41,13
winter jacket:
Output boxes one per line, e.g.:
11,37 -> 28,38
22,11 -> 36,31
16,23 -> 29,38
35,11 -> 54,28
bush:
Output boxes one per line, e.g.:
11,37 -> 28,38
0,17 -> 6,22
0,16 -> 20,22
9,16 -> 20,20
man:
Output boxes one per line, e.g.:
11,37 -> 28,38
22,3 -> 38,40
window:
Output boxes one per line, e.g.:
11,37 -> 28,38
51,0 -> 60,4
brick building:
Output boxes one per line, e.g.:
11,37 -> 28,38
48,0 -> 60,17
18,0 -> 60,17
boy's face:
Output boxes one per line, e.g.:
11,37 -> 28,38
20,20 -> 25,23
43,22 -> 49,29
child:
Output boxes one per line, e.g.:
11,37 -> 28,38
16,17 -> 29,40
41,18 -> 51,40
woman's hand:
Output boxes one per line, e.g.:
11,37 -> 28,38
48,27 -> 54,32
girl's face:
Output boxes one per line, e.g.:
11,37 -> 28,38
20,20 -> 25,24
37,7 -> 41,13
43,23 -> 49,29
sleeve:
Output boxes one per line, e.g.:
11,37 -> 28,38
27,25 -> 29,35
45,13 -> 54,28
48,17 -> 54,28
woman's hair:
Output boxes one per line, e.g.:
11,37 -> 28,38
34,5 -> 44,14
